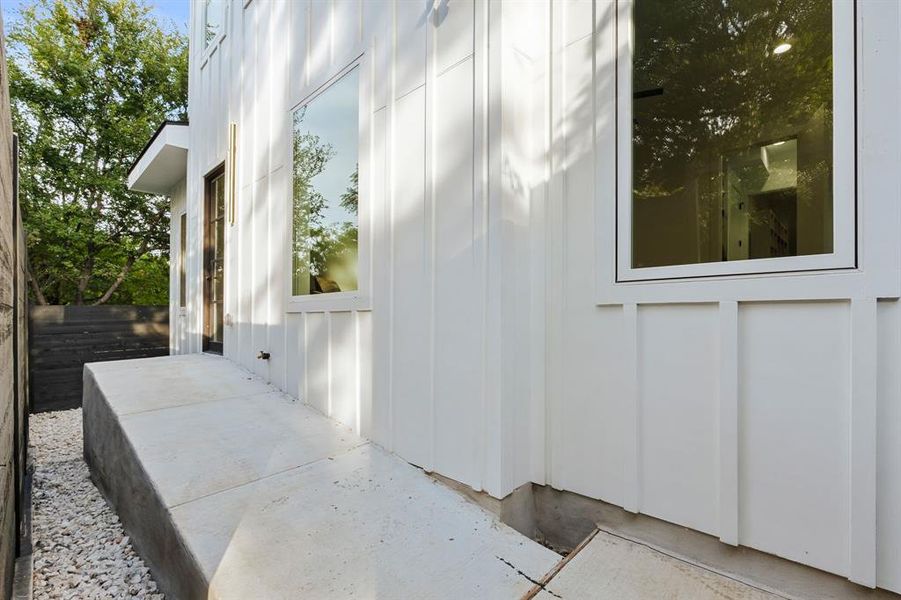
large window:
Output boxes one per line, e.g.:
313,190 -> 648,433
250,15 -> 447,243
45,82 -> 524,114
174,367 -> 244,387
291,67 -> 359,296
621,0 -> 853,279
203,0 -> 224,49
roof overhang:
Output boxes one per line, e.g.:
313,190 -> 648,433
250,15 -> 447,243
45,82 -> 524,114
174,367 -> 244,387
127,121 -> 189,195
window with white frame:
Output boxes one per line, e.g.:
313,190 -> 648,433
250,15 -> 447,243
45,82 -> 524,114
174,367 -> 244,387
290,67 -> 360,296
617,0 -> 855,281
203,0 -> 225,49
179,212 -> 187,308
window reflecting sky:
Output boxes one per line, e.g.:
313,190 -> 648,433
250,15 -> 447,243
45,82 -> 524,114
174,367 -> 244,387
291,68 -> 359,296
298,74 -> 359,227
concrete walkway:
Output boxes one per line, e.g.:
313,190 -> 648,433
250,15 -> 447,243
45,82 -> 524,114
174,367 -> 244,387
82,354 -> 560,599
83,354 -> 798,599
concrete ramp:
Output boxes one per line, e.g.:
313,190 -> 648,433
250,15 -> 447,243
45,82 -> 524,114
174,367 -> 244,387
83,354 -> 559,599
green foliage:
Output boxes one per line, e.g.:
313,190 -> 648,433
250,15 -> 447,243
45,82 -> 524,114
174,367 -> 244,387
632,0 -> 832,195
9,0 -> 187,304
107,252 -> 169,304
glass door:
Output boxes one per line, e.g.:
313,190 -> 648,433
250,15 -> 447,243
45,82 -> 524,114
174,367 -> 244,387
203,166 -> 225,353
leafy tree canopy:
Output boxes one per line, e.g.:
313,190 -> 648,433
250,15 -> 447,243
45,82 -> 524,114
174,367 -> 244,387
9,0 -> 187,305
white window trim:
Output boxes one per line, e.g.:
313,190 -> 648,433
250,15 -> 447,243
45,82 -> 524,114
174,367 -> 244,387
285,56 -> 371,314
596,0 -> 901,304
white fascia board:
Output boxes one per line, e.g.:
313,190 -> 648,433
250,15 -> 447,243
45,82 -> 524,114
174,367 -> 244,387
127,122 -> 190,195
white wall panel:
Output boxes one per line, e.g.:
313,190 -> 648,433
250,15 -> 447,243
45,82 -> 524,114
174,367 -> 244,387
306,312 -> 329,414
549,31 -> 626,504
432,58 -> 479,487
369,107 -> 391,446
435,0 -> 473,74
389,87 -> 431,468
308,1 -> 331,90
555,306 -> 624,505
394,0 -> 427,100
289,0 -> 309,105
877,300 -> 901,592
237,182 -> 254,370
357,311 -> 373,438
365,0 -> 389,111
563,1 -> 591,46
266,167 -> 287,389
638,304 -> 719,536
738,302 -> 850,576
285,313 -> 303,401
330,311 -> 358,427
333,0 -> 361,69
250,177 -> 269,378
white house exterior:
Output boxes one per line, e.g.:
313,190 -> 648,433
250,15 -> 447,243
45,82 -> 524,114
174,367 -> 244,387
129,0 -> 901,594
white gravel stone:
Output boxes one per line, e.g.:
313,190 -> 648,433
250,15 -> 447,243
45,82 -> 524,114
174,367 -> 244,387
31,409 -> 165,600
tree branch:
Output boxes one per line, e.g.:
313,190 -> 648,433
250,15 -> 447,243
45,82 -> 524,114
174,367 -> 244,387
26,254 -> 48,305
92,203 -> 167,305
91,253 -> 137,305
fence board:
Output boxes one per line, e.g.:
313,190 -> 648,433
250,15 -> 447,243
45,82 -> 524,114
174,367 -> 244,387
28,305 -> 169,412
0,14 -> 28,595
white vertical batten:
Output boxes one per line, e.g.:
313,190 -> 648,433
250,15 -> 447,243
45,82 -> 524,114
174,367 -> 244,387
622,302 -> 640,513
544,0 -> 565,492
302,311 -> 309,404
472,0 -> 489,494
849,297 -> 877,587
487,0 -> 506,497
527,0 -> 551,487
326,310 -> 333,417
354,310 -> 361,434
718,300 -> 739,546
386,0 -> 397,453
425,0 -> 437,475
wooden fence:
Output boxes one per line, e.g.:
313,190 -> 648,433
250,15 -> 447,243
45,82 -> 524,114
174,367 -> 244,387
0,9 -> 29,595
28,305 -> 169,413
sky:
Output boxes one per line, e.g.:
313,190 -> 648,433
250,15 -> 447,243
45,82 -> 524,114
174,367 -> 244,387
298,67 -> 359,227
1,0 -> 189,33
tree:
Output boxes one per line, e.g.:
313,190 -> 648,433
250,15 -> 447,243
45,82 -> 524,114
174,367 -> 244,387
9,0 -> 187,305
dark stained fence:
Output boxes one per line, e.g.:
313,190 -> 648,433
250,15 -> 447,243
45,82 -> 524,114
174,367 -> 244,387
29,305 -> 169,413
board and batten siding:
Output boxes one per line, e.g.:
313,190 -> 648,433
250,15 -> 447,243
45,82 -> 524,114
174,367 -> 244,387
179,0 -> 901,593
539,0 -> 901,592
183,0 -> 535,498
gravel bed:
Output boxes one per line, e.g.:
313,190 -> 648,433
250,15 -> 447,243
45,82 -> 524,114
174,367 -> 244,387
31,409 -> 164,599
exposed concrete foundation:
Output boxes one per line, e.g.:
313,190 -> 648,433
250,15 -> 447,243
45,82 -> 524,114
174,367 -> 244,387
485,483 -> 901,600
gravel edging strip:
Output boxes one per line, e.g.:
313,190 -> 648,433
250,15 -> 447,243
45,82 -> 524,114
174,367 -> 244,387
30,409 -> 164,600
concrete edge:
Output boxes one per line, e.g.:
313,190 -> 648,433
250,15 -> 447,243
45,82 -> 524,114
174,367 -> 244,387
437,479 -> 900,599
82,365 -> 209,600
528,485 -> 901,600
